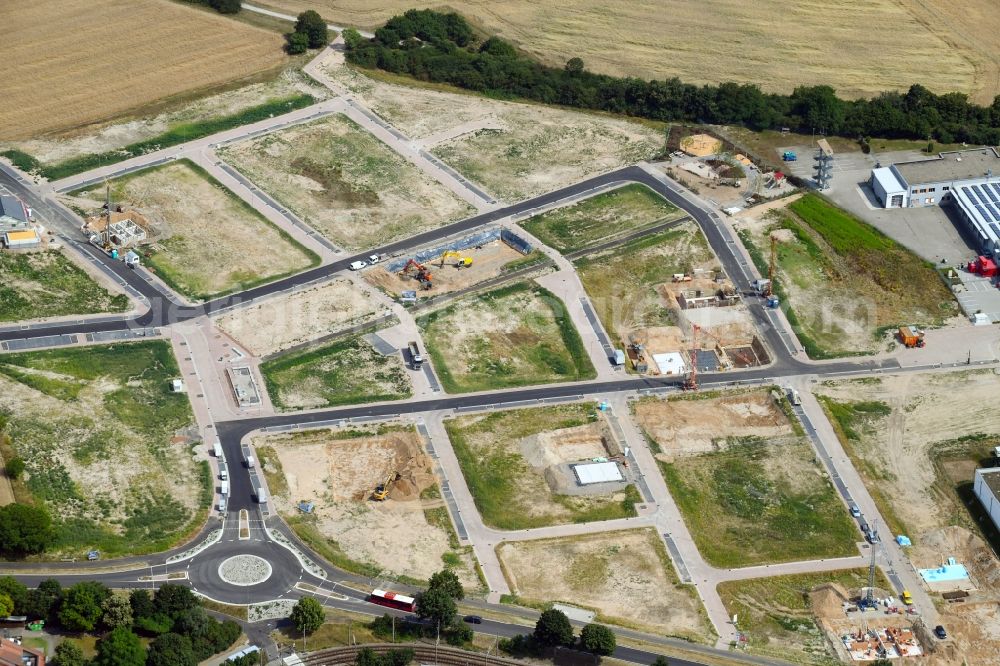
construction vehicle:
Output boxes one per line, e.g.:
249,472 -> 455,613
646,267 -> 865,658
897,326 -> 925,348
400,259 -> 433,289
407,340 -> 424,369
782,151 -> 797,162
373,472 -> 401,501
627,341 -> 648,373
440,250 -> 473,268
967,255 -> 997,277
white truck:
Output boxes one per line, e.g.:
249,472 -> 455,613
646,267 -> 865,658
241,443 -> 255,469
220,480 -> 229,496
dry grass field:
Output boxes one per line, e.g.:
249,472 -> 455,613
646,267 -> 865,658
264,0 -> 993,101
67,161 -> 317,300
497,530 -> 714,641
1,0 -> 285,140
218,114 -> 474,250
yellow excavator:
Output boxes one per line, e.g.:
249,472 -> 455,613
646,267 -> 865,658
439,250 -> 473,268
372,471 -> 401,501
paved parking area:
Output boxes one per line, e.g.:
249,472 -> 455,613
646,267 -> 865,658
955,273 -> 1000,323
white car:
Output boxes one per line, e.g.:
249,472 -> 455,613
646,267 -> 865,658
368,254 -> 381,264
349,260 -> 367,271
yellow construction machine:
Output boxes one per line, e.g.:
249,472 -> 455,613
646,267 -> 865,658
372,471 -> 401,501
439,250 -> 473,268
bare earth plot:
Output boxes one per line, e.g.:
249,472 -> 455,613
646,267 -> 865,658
254,426 -> 478,586
0,0 -> 285,140
2,67 -> 327,168
366,238 -> 530,298
444,404 -> 640,530
67,160 -> 317,300
218,114 -> 474,250
214,279 -> 379,357
0,342 -> 201,558
519,184 -> 682,254
636,389 -> 857,567
718,570 -> 889,665
418,281 -> 595,393
575,220 -> 718,358
260,335 -> 411,410
0,250 -> 129,322
272,0 -> 990,101
816,373 -> 1000,665
321,56 -> 662,202
498,530 -> 714,642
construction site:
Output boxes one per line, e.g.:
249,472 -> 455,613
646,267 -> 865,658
366,228 -> 535,299
444,403 -> 639,530
255,425 -> 478,585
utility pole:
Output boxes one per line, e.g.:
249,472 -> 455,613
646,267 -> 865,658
768,234 -> 777,297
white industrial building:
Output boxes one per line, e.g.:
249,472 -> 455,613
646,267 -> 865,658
870,148 -> 1000,259
973,467 -> 1000,533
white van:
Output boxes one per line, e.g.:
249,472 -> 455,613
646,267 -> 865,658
212,440 -> 223,457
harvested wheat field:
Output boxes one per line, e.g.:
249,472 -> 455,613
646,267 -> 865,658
497,530 -> 714,641
633,388 -> 795,459
66,160 -> 317,300
253,426 -> 478,585
214,279 -> 381,357
1,0 -> 285,140
270,0 -> 990,101
320,51 -> 661,201
219,113 -> 474,249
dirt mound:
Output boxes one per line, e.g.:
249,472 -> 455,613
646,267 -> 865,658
810,582 -> 849,619
634,389 -> 793,457
519,422 -> 610,468
915,526 -> 1000,591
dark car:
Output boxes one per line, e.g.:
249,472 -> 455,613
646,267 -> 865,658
934,625 -> 947,639
463,615 -> 483,625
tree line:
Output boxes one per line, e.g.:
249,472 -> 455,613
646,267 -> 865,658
344,9 -> 1000,146
0,578 -> 240,666
183,0 -> 241,15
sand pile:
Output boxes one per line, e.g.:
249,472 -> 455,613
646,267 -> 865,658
810,583 -> 849,619
519,423 -> 609,468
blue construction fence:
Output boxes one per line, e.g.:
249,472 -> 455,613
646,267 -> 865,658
386,228 -> 532,272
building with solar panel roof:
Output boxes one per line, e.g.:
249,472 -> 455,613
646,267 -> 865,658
870,147 -> 1000,258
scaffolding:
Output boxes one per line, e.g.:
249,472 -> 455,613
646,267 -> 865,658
814,138 -> 834,189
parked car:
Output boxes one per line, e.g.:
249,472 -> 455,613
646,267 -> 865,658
849,502 -> 861,518
368,254 -> 381,264
934,625 -> 947,639
463,615 -> 482,625
349,260 -> 367,271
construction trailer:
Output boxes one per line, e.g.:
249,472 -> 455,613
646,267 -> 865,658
897,325 -> 926,348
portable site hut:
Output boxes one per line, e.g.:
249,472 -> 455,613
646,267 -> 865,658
4,229 -> 40,249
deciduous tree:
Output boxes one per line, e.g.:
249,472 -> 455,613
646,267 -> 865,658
54,641 -> 86,666
533,608 -> 573,647
59,581 -> 110,632
295,10 -> 328,48
580,623 -> 616,656
93,627 -> 145,666
415,587 -> 456,628
290,597 -> 324,635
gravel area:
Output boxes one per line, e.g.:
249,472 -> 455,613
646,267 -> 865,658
218,554 -> 273,586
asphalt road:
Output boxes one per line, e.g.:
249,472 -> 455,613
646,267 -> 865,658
0,159 -> 880,666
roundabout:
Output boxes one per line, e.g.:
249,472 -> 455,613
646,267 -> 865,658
219,554 -> 272,587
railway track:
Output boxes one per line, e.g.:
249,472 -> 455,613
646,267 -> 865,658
300,642 -> 520,666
